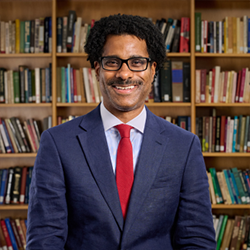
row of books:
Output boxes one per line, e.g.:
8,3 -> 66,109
56,65 -> 101,104
155,17 -> 190,53
0,218 -> 27,250
0,17 -> 52,54
196,67 -> 250,104
0,116 -> 52,154
196,112 -> 250,153
148,60 -> 190,103
207,167 -> 250,205
214,215 -> 250,250
0,65 -> 52,104
195,13 -> 250,54
56,10 -> 92,53
0,167 -> 33,205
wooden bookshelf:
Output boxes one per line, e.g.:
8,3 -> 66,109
0,0 -> 249,223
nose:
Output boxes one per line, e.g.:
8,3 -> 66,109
115,61 -> 134,80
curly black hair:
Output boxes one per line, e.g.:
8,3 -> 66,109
85,14 -> 166,72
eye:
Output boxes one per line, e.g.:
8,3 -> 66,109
104,58 -> 120,67
130,58 -> 146,67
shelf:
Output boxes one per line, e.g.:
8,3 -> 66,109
56,52 -> 191,58
0,103 -> 52,108
196,103 -> 250,107
203,153 -> 250,157
0,205 -> 28,210
57,102 -> 191,107
211,204 -> 250,209
195,53 -> 250,57
0,153 -> 37,158
0,53 -> 52,58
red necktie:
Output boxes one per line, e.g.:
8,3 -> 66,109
115,124 -> 134,219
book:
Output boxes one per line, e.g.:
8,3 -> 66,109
216,214 -> 228,250
179,17 -> 190,52
0,219 -> 12,250
171,61 -> 183,102
66,10 -> 76,52
160,60 -> 172,102
220,219 -> 235,249
4,218 -> 18,250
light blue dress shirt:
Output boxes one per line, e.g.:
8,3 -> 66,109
100,102 -> 146,174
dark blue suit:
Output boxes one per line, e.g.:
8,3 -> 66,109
26,105 -> 216,250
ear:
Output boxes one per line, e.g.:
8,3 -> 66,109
94,61 -> 100,81
150,61 -> 157,83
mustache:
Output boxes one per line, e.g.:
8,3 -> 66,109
107,79 -> 143,86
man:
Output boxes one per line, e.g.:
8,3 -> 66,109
26,14 -> 216,249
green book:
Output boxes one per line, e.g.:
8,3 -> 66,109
195,12 -> 201,52
216,215 -> 228,250
13,71 -> 20,103
231,168 -> 247,204
61,67 -> 65,103
209,168 -> 223,204
243,116 -> 250,152
24,20 -> 30,53
20,21 -> 25,53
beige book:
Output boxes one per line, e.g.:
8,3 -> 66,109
236,17 -> 241,53
216,171 -> 229,204
73,17 -> 82,53
221,171 -> 232,204
91,69 -> 100,103
227,16 -> 233,53
23,120 -> 36,153
232,17 -> 237,53
225,71 -> 231,103
243,68 -> 250,103
220,219 -> 234,249
207,171 -> 216,204
213,66 -> 221,103
195,69 -> 201,103
218,72 -> 225,103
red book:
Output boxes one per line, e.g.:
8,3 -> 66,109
0,219 -> 12,249
88,68 -> 95,103
200,69 -> 207,102
239,68 -> 246,103
179,17 -> 190,52
91,19 -> 95,28
235,70 -> 242,102
10,219 -> 23,249
220,116 -> 226,152
211,68 -> 215,103
19,167 -> 27,204
0,224 -> 7,250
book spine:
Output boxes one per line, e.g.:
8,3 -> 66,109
4,219 -> 18,250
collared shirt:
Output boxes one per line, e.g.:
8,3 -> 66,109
100,102 -> 146,174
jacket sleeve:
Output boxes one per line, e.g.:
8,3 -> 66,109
172,135 -> 216,250
26,129 -> 68,250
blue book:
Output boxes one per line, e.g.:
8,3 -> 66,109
209,21 -> 214,53
1,119 -> 14,153
67,64 -> 71,103
248,18 -> 250,53
5,218 -> 18,250
243,171 -> 250,196
25,167 -> 33,204
232,116 -> 238,152
227,170 -> 238,204
70,68 -> 74,103
230,170 -> 242,204
0,169 -> 8,204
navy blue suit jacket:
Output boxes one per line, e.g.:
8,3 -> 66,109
26,105 -> 216,250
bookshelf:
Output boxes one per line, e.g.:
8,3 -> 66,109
0,0 -> 249,225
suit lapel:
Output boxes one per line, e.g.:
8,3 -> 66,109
77,106 -> 124,231
123,108 -> 169,237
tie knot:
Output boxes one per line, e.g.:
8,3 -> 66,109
115,124 -> 133,138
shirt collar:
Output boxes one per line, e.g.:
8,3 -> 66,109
100,102 -> 146,133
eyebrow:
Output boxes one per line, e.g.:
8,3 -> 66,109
103,55 -> 148,59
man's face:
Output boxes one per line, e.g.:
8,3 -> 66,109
94,34 -> 156,120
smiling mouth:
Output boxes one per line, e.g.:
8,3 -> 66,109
115,85 -> 135,90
